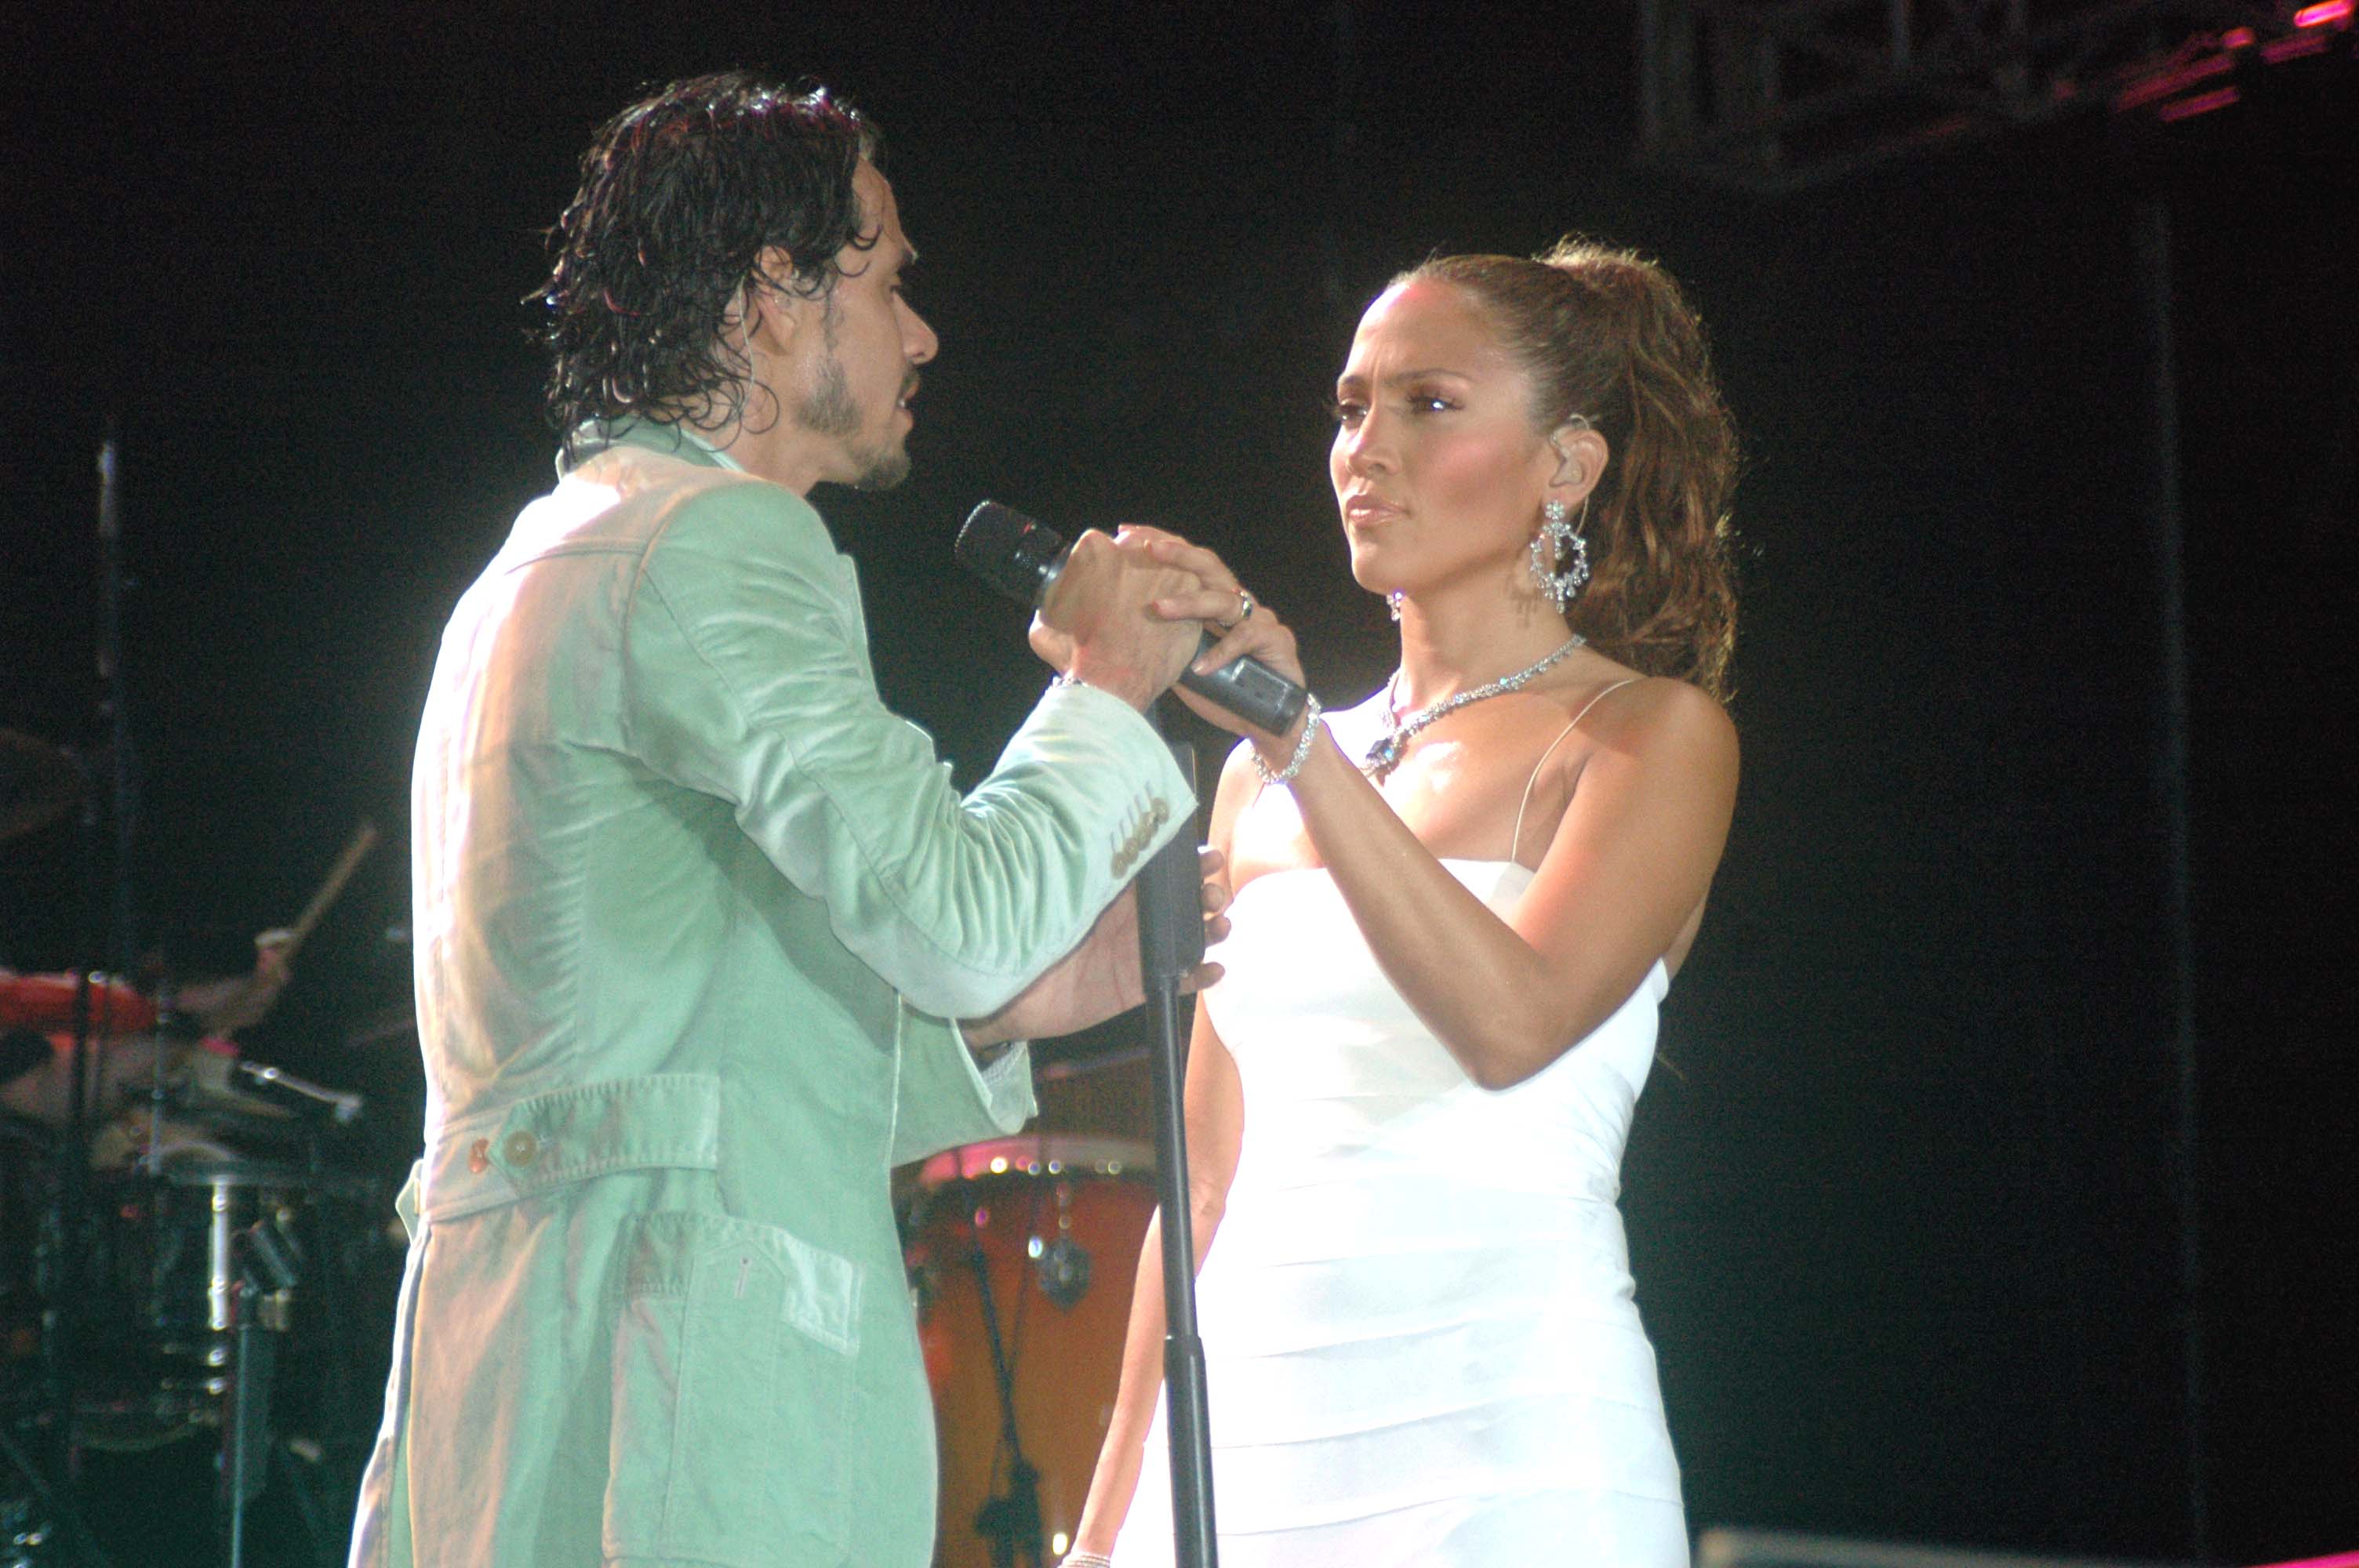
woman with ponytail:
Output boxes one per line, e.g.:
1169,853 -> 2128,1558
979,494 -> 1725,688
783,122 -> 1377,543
1064,241 -> 1739,1568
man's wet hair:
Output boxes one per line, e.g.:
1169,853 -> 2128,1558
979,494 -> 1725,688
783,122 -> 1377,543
533,70 -> 881,452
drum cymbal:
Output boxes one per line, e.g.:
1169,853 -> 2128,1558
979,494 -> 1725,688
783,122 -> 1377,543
0,728 -> 82,842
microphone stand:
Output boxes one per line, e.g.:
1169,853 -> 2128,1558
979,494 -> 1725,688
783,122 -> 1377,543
1129,710 -> 1218,1568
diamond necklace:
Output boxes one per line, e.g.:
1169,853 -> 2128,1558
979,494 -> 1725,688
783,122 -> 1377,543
1361,633 -> 1586,780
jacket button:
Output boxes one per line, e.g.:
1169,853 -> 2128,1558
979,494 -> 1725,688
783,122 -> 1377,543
467,1138 -> 491,1175
503,1130 -> 540,1167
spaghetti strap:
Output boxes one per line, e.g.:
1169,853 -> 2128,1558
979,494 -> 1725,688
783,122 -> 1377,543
1508,676 -> 1645,866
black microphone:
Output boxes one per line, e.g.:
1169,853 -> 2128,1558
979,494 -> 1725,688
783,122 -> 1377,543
955,500 -> 1308,734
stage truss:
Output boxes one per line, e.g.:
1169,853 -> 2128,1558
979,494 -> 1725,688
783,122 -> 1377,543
1637,0 -> 2357,191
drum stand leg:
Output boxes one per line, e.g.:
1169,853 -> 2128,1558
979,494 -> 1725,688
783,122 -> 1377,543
264,1442 -> 337,1568
222,1310 -> 273,1568
0,1396 -> 118,1565
221,1210 -> 304,1568
220,1314 -> 345,1568
4,1152 -> 117,1566
0,1414 -> 112,1568
962,1251 -> 1043,1568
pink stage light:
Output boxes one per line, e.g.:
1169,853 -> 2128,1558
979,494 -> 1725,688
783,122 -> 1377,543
2246,1552 -> 2359,1568
2292,0 -> 2352,27
2263,31 -> 2336,60
2222,26 -> 2256,47
2116,53 -> 2235,110
2157,85 -> 2241,120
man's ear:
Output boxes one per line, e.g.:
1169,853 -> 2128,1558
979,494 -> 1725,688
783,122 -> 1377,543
1547,424 -> 1611,505
741,245 -> 805,357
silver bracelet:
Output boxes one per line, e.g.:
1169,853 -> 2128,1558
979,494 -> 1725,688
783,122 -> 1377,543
1249,693 -> 1324,786
1060,1555 -> 1114,1568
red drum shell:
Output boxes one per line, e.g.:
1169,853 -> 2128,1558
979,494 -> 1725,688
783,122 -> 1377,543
0,972 -> 159,1035
907,1136 -> 1155,1567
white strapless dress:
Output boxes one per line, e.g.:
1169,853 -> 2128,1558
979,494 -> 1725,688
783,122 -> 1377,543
1110,858 -> 1687,1567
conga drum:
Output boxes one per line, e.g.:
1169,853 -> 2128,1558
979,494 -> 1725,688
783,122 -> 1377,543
906,1135 -> 1156,1566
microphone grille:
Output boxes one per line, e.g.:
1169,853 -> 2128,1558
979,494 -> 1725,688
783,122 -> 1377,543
955,500 -> 1067,605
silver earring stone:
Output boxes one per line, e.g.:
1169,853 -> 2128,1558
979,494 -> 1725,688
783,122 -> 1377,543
1528,498 -> 1590,611
1387,590 -> 1405,622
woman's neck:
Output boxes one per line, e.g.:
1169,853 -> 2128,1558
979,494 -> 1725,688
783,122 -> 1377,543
1391,570 -> 1580,713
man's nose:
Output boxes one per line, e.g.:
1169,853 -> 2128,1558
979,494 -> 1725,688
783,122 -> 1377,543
903,301 -> 940,365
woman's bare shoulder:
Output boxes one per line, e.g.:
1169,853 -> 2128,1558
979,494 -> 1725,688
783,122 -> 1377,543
1552,665 -> 1735,761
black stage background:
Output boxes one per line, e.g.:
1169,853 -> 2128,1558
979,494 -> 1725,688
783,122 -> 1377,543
2,2 -> 2353,1563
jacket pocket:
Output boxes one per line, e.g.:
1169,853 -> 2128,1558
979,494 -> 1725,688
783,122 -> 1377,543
602,1210 -> 863,1564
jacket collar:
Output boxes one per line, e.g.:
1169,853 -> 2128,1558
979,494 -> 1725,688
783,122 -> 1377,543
559,419 -> 748,477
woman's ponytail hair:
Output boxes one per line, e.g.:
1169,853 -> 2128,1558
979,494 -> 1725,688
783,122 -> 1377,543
1403,240 -> 1740,698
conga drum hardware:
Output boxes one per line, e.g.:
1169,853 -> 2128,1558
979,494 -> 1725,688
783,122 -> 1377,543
78,1157 -> 321,1426
906,1135 -> 1157,1568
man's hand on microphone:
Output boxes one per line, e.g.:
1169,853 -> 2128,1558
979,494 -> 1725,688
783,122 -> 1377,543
1030,529 -> 1203,709
961,848 -> 1232,1049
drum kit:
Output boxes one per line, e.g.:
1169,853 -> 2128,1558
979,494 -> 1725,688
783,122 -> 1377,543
2,731 -> 387,1568
9,720 -> 1167,1567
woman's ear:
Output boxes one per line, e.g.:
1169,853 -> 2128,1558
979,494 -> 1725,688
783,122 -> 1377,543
1547,423 -> 1611,504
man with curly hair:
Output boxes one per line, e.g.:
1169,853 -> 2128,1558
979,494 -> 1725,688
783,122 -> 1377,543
349,71 -> 1209,1568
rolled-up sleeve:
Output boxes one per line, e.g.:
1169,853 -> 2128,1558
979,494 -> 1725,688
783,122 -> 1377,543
889,1004 -> 1034,1167
618,481 -> 1194,1019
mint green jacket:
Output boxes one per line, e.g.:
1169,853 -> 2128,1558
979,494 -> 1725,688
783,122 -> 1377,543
347,425 -> 1193,1567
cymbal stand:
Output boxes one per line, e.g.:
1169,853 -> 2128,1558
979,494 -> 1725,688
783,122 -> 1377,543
19,434 -> 134,1568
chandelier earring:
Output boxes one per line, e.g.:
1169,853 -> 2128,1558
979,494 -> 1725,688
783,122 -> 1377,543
1528,496 -> 1591,611
1386,590 -> 1405,622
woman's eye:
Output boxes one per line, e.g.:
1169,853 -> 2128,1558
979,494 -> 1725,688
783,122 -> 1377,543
1328,398 -> 1365,426
1409,395 -> 1456,415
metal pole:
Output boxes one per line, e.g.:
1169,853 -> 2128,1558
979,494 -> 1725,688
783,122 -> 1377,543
2133,192 -> 2208,1563
1142,981 -> 1216,1568
1131,724 -> 1217,1568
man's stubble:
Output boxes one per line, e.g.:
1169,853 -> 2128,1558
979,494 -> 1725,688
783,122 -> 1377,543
795,298 -> 911,493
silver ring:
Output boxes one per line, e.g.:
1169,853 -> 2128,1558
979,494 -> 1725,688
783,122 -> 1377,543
1232,589 -> 1256,626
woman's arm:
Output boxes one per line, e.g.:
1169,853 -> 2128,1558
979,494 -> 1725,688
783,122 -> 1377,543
1281,680 -> 1736,1087
1136,528 -> 1738,1091
1067,746 -> 1257,1559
